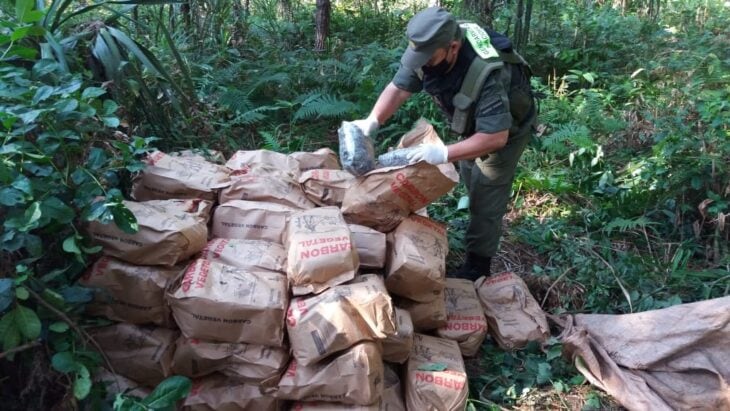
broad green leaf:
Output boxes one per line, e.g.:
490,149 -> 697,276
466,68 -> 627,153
59,286 -> 93,304
43,31 -> 69,73
32,86 -> 54,105
141,376 -> 192,408
102,116 -> 120,128
12,175 -> 32,194
10,27 -> 29,43
87,147 -> 107,170
536,362 -> 552,384
110,203 -> 138,234
1,313 -> 20,352
102,100 -> 118,116
15,286 -> 29,300
14,304 -> 41,340
24,234 -> 43,257
0,279 -> 14,311
51,351 -> 78,373
6,201 -> 42,232
74,374 -> 92,399
18,109 -> 43,124
457,195 -> 469,210
49,321 -> 69,333
81,245 -> 102,254
0,187 -> 24,206
41,196 -> 75,224
81,87 -> 106,100
62,236 -> 81,255
15,0 -> 33,22
53,98 -> 78,113
22,10 -> 45,24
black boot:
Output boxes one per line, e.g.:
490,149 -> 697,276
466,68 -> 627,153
448,253 -> 491,281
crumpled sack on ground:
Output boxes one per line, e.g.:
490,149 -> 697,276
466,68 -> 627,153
558,295 -> 730,411
475,272 -> 549,350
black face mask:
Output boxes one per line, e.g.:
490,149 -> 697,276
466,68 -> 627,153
421,58 -> 451,76
421,47 -> 454,77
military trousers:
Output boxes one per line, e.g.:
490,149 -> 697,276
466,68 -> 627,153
458,124 -> 533,259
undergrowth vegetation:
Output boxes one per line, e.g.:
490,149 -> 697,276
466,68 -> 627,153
1,0 -> 727,409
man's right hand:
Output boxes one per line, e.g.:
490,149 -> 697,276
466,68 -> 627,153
351,115 -> 380,137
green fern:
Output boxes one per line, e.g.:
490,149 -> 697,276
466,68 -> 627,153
243,71 -> 291,95
219,88 -> 253,113
231,105 -> 282,126
293,93 -> 356,121
542,123 -> 592,155
259,130 -> 283,152
603,216 -> 656,235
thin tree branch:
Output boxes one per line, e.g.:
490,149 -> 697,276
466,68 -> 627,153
26,287 -> 117,376
0,340 -> 41,360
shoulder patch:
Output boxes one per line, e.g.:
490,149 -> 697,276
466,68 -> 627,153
461,23 -> 499,60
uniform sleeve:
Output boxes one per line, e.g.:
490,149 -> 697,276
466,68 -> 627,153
473,67 -> 512,134
391,64 -> 423,93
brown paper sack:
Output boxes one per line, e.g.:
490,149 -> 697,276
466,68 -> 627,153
131,150 -> 231,201
138,199 -> 213,225
183,374 -> 280,411
436,278 -> 488,357
289,148 -> 340,172
220,170 -> 316,209
171,149 -> 226,164
289,365 -> 405,411
396,118 -> 443,148
89,323 -> 178,387
299,169 -> 355,207
348,224 -> 387,270
287,274 -> 395,365
211,200 -> 295,244
406,334 -> 468,411
167,259 -> 288,346
341,161 -> 458,232
385,216 -> 447,302
381,307 -> 414,364
381,365 -> 407,411
171,336 -> 288,386
290,402 -> 377,411
87,200 -> 208,266
79,256 -> 183,326
285,207 -> 358,296
226,149 -> 301,177
95,368 -> 150,400
199,238 -> 286,273
397,292 -> 447,332
475,272 -> 549,350
273,342 -> 384,406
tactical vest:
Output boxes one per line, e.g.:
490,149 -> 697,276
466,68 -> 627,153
451,23 -> 531,135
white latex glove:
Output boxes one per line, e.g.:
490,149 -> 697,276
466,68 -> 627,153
351,114 -> 380,137
406,144 -> 449,165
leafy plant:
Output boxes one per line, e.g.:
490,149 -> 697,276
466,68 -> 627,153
113,376 -> 192,411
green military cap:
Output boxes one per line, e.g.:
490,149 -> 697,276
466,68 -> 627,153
400,7 -> 458,70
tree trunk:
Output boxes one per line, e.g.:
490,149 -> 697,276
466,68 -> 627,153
521,0 -> 533,49
181,0 -> 191,30
514,0 -> 524,48
278,0 -> 293,21
314,0 -> 331,52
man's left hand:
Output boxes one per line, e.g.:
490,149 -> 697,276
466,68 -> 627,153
406,144 -> 449,165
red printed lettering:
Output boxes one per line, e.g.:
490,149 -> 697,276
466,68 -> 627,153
147,151 -> 165,165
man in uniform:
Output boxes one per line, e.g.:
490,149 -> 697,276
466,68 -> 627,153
350,7 -> 537,280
